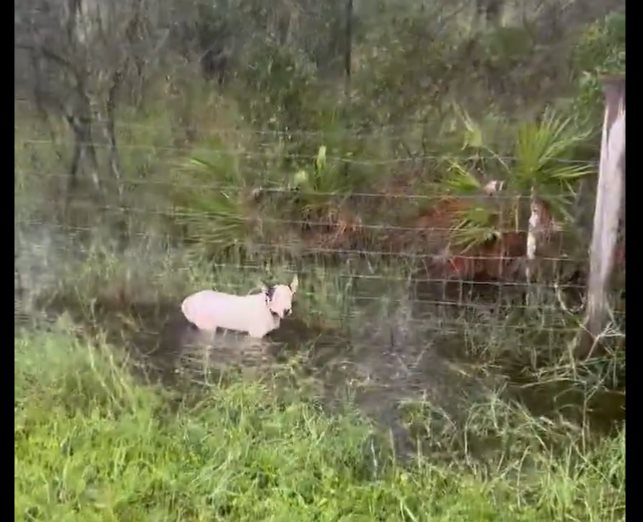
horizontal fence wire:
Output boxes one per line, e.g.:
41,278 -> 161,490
14,111 -> 481,138
12,310 -> 573,336
13,98 -> 602,147
12,304 -> 585,337
16,221 -> 589,265
17,171 -> 591,202
16,137 -> 598,166
17,240 -> 591,294
16,195 -> 582,234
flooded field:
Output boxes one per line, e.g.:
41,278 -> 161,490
16,274 -> 624,460
14,222 -> 626,521
14,224 -> 625,465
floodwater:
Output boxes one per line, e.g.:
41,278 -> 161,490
18,274 -> 625,459
15,224 -> 624,456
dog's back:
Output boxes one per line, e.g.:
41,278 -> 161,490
181,290 -> 264,333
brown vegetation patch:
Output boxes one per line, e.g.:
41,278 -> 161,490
301,206 -> 367,250
380,193 -> 573,283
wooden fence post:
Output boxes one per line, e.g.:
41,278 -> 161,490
577,75 -> 625,357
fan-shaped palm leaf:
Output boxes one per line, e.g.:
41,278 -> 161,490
513,109 -> 593,189
170,154 -> 258,251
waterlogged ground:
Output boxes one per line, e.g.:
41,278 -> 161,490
14,225 -> 624,459
18,276 -> 624,460
15,246 -> 626,514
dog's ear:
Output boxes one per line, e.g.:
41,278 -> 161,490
289,274 -> 299,293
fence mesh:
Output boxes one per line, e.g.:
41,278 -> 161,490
14,110 -> 625,354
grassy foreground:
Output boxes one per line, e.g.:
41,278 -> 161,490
16,324 -> 624,522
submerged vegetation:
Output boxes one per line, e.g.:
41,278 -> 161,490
15,1 -> 624,519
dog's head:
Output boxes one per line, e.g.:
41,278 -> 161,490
262,275 -> 299,319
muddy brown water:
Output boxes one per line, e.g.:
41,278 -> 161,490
19,279 -> 625,460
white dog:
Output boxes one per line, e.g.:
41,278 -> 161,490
181,275 -> 299,339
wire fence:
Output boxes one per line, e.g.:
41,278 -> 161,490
13,97 -> 601,149
14,128 -> 625,345
16,138 -> 599,167
16,170 -> 591,202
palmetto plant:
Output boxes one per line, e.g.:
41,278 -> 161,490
444,108 -> 594,252
169,148 -> 262,253
441,163 -> 503,252
510,108 -> 593,217
288,145 -> 356,220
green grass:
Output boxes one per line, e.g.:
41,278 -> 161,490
15,324 -> 624,521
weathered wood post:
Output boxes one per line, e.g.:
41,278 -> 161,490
577,75 -> 625,357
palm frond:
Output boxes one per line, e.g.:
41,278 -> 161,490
443,161 -> 482,194
513,108 -> 593,193
168,146 -> 260,251
450,204 -> 501,251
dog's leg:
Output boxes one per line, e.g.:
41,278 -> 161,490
248,327 -> 265,339
242,334 -> 267,359
208,327 -> 218,348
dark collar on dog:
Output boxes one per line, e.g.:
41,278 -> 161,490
265,286 -> 278,319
